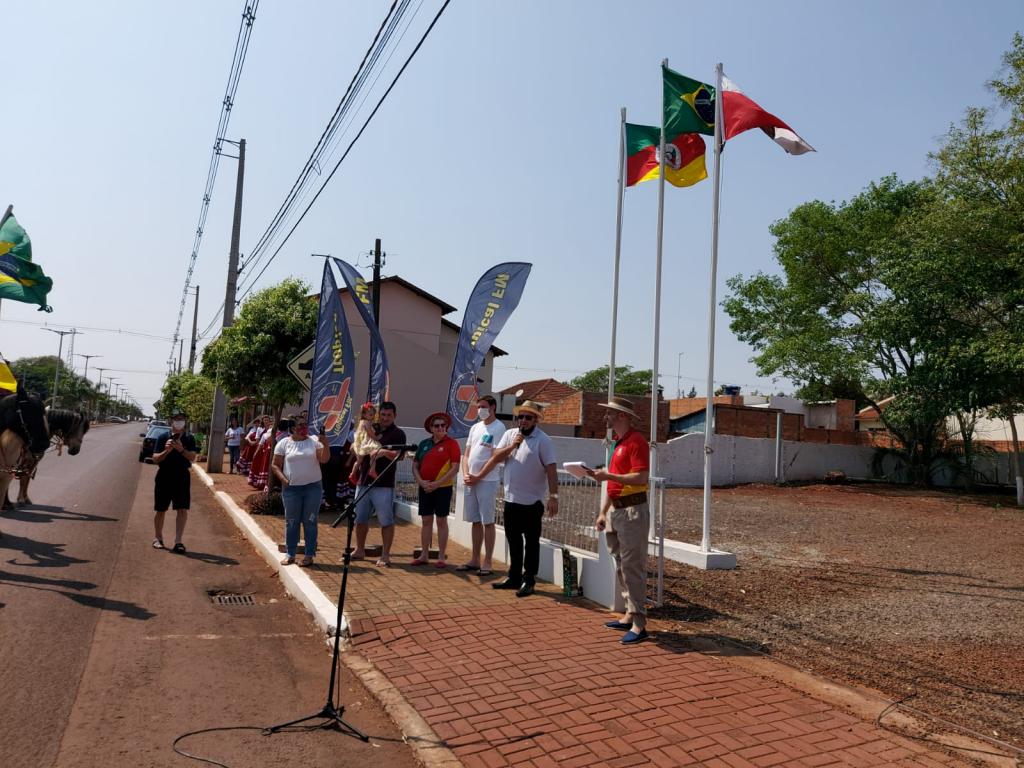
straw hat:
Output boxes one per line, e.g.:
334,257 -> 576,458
596,395 -> 639,420
512,400 -> 545,418
423,411 -> 452,431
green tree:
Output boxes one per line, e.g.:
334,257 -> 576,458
159,371 -> 216,425
724,176 -> 959,483
201,277 -> 317,414
569,365 -> 654,395
9,355 -> 101,409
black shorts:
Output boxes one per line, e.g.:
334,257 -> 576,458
417,485 -> 453,517
155,475 -> 191,512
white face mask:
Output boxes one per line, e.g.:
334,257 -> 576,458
477,408 -> 490,420
172,420 -> 186,430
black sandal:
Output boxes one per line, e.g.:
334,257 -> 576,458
172,542 -> 187,553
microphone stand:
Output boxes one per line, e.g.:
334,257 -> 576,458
266,448 -> 405,740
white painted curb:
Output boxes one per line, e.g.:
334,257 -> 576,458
192,466 -> 343,636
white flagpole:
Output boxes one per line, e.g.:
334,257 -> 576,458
609,108 -> 626,406
700,62 -> 725,554
651,60 -> 669,484
606,109 -> 627,463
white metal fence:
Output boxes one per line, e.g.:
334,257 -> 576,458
494,470 -> 603,554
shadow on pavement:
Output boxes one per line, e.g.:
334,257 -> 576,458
0,532 -> 91,568
0,570 -> 156,620
180,550 -> 240,567
3,504 -> 119,524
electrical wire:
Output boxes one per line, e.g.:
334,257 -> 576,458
169,0 -> 260,366
238,0 -> 405,275
239,0 -> 423,281
0,317 -> 174,342
192,0 -> 415,342
235,0 -> 453,302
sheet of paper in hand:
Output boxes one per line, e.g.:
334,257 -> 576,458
562,461 -> 591,480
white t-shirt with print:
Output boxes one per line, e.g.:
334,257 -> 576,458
466,419 -> 507,480
273,437 -> 323,487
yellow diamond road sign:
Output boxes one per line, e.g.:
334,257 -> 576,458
287,342 -> 315,391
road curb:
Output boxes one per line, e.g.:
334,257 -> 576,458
341,651 -> 463,768
192,465 -> 463,768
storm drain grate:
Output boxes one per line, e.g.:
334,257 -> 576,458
210,593 -> 256,606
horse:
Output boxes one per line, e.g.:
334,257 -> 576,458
0,385 -> 50,531
11,408 -> 91,506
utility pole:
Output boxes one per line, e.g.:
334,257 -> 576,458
208,138 -> 245,472
76,353 -> 101,383
95,367 -> 107,416
178,339 -> 184,373
77,355 -> 101,420
43,328 -> 79,407
188,285 -> 200,373
372,237 -> 383,326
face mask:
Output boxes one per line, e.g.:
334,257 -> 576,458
172,420 -> 186,430
477,408 -> 490,420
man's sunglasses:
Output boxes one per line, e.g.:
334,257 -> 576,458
516,414 -> 535,421
431,422 -> 447,428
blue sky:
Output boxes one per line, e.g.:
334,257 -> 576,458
2,1 -> 1019,411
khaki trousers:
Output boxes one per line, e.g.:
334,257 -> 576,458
606,502 -> 649,629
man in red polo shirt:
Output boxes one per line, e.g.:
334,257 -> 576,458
588,396 -> 650,644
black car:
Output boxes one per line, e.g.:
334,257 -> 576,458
139,425 -> 171,462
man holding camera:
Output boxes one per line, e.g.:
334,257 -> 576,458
152,410 -> 197,553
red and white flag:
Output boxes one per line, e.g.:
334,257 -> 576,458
721,75 -> 815,155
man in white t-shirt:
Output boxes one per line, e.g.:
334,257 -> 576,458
457,395 -> 506,575
468,400 -> 558,598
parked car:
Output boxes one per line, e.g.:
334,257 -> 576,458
148,419 -> 168,429
108,416 -> 128,423
139,425 -> 171,462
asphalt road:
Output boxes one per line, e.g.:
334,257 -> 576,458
0,423 -> 420,768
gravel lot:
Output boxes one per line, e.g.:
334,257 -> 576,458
648,483 -> 1024,753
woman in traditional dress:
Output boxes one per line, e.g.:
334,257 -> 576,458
236,415 -> 268,476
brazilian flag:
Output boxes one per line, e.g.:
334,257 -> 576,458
0,210 -> 53,312
663,65 -> 715,138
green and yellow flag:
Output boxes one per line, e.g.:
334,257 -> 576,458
0,211 -> 53,312
663,66 -> 715,137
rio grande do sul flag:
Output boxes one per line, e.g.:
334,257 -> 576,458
663,65 -> 814,155
625,123 -> 707,187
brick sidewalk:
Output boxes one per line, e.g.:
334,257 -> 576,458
204,468 -> 971,768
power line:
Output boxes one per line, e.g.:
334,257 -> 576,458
0,317 -> 173,341
192,1 -> 418,341
238,0 -> 406,275
236,0 -> 452,302
169,0 -> 259,366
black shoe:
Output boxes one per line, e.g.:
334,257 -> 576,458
515,582 -> 535,598
491,578 -> 522,590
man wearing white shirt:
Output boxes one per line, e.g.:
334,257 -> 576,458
458,395 -> 506,575
468,400 -> 558,597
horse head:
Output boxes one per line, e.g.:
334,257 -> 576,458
46,408 -> 90,455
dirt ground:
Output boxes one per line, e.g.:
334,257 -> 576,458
648,482 -> 1024,754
